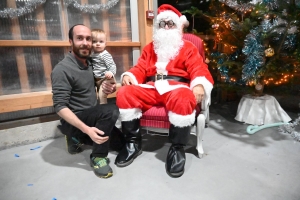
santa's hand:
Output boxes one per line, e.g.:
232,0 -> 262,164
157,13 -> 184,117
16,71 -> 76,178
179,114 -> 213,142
122,75 -> 133,85
193,84 -> 205,104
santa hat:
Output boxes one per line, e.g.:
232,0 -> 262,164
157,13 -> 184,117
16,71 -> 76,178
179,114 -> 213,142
156,4 -> 188,28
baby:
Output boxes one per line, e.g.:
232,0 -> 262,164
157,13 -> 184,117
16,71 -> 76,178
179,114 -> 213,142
90,29 -> 117,104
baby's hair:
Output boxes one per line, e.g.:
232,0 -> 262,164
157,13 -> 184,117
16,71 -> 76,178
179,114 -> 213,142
91,29 -> 106,39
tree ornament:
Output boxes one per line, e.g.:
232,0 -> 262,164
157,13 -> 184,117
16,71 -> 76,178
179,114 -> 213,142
264,46 -> 274,57
254,76 -> 264,96
205,58 -> 210,64
212,23 -> 219,29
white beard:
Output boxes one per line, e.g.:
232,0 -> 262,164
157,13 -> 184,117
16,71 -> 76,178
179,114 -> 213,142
153,28 -> 183,62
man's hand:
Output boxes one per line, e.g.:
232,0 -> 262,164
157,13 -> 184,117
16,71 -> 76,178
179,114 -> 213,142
122,75 -> 133,85
193,84 -> 205,104
102,80 -> 116,94
57,108 -> 108,144
85,127 -> 109,144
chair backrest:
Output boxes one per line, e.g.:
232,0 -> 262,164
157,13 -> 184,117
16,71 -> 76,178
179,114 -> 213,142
183,33 -> 206,62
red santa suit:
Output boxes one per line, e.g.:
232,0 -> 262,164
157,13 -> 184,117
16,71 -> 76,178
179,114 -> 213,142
116,39 -> 214,127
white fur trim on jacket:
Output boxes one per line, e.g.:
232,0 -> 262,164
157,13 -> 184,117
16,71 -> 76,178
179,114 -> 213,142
155,61 -> 168,74
119,108 -> 142,121
168,110 -> 196,127
190,76 -> 214,106
121,72 -> 138,85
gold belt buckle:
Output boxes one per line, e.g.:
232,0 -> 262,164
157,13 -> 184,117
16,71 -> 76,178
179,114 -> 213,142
155,73 -> 164,81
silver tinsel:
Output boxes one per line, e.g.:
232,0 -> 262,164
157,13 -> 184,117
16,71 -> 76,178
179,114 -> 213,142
219,0 -> 254,12
0,0 -> 46,18
278,116 -> 300,142
64,0 -> 119,13
0,0 -> 119,19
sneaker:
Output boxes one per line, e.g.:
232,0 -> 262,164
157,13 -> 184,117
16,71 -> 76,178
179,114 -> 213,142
65,135 -> 83,154
90,155 -> 113,178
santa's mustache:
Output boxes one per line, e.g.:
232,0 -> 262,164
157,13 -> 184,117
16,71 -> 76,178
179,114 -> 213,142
153,28 -> 183,60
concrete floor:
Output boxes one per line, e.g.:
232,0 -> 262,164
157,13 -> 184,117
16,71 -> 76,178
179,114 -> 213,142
0,102 -> 300,200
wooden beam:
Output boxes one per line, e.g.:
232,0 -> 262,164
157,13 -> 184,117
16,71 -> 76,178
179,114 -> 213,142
36,6 -> 52,90
8,0 -> 30,93
0,84 -> 122,114
0,91 -> 53,113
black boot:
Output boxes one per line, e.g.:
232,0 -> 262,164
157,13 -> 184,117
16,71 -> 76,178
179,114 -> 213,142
115,119 -> 142,167
109,126 -> 126,152
166,124 -> 191,178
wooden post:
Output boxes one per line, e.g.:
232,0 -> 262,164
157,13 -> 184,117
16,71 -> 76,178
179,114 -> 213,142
120,0 -> 130,70
101,0 -> 110,40
81,0 -> 91,28
137,0 -> 153,50
36,6 -> 52,90
60,0 -> 69,41
8,0 -> 30,93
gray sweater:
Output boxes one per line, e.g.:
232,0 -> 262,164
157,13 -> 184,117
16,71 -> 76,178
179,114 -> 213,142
51,53 -> 97,114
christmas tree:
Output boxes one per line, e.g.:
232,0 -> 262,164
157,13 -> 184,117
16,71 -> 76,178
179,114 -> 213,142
181,0 -> 300,93
204,0 -> 300,88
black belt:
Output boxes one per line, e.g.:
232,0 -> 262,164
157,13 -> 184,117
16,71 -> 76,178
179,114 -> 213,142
147,74 -> 189,83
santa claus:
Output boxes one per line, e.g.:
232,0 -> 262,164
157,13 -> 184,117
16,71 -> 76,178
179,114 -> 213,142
115,4 -> 214,178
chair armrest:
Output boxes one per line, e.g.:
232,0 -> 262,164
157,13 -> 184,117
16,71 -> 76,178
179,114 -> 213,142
200,96 -> 210,122
201,96 -> 210,111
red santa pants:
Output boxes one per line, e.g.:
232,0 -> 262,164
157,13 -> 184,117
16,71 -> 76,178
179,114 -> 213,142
116,85 -> 197,126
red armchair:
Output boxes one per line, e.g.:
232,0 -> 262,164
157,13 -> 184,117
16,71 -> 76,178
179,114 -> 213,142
140,34 -> 210,158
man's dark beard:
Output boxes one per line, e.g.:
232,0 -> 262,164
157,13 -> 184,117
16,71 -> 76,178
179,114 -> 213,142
73,45 -> 91,59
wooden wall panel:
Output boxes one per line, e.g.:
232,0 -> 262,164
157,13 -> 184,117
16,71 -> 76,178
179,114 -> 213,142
36,6 -> 52,90
0,84 -> 121,113
8,0 -> 30,93
138,0 -> 154,50
101,0 -> 110,40
81,0 -> 91,28
0,0 -> 145,115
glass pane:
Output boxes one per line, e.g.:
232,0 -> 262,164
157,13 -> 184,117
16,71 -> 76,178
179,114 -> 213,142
0,46 -> 132,95
24,47 -> 46,90
0,0 -> 136,96
0,1 -> 13,40
0,47 -> 66,95
106,46 -> 133,81
0,0 -> 64,40
66,0 -> 132,41
43,0 -> 65,40
0,47 -> 21,95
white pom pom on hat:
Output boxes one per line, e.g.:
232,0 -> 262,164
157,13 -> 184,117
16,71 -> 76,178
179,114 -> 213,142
156,4 -> 188,27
